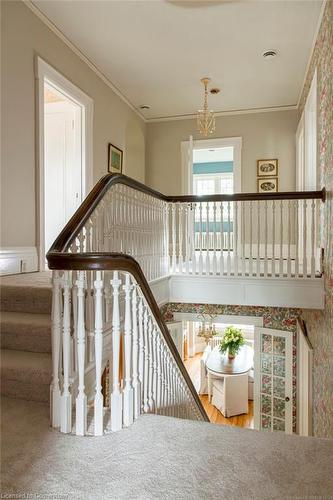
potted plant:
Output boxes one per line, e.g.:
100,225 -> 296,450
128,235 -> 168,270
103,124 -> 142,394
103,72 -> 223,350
219,326 -> 245,360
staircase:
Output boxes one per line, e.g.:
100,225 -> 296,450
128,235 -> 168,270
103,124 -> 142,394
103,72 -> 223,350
0,273 -> 52,403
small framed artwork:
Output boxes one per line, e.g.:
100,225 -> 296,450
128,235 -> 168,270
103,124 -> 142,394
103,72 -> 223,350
257,177 -> 278,193
257,159 -> 278,177
108,143 -> 123,174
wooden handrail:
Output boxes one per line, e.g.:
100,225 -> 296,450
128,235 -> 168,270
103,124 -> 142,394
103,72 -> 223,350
49,173 -> 325,253
47,251 -> 209,422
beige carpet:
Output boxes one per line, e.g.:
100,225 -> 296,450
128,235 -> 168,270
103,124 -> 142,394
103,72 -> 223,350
2,397 -> 333,500
1,272 -> 52,402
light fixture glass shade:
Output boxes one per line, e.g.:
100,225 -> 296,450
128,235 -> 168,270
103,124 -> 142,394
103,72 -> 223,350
197,77 -> 216,136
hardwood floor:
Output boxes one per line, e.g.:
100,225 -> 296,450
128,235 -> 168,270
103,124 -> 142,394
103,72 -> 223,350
184,353 -> 254,429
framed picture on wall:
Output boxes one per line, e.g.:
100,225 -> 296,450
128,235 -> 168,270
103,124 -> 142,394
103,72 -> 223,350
108,143 -> 123,174
257,159 -> 278,177
257,177 -> 278,193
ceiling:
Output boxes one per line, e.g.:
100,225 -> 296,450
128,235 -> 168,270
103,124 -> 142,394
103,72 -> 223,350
31,0 -> 323,121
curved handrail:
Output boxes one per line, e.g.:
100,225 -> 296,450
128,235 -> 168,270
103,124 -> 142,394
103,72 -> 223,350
49,173 -> 325,254
47,251 -> 209,422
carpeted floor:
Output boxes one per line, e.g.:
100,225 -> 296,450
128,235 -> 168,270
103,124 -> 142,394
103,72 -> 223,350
1,397 -> 333,500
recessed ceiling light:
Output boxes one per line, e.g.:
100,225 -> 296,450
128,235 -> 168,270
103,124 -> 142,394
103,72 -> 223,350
139,104 -> 150,110
210,88 -> 220,95
262,50 -> 277,60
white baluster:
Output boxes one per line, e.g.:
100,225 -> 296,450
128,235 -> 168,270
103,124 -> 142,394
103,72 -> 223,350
303,199 -> 307,278
50,271 -> 61,428
241,201 -> 246,276
264,200 -> 268,277
143,306 -> 149,413
205,202 -> 210,275
279,200 -> 283,276
311,199 -> 315,278
138,296 -> 144,412
76,271 -> 87,436
220,202 -> 224,275
60,271 -> 72,434
152,325 -> 158,412
249,201 -> 253,276
110,271 -> 123,432
123,273 -> 134,427
156,333 -> 162,413
257,201 -> 261,276
287,200 -> 291,277
185,204 -> 190,274
295,200 -> 299,277
148,317 -> 154,412
198,202 -> 203,274
93,270 -> 103,436
178,204 -> 184,274
172,204 -> 177,273
272,201 -> 276,276
234,201 -> 238,276
191,204 -> 197,275
227,201 -> 231,275
131,282 -> 140,419
212,202 -> 217,275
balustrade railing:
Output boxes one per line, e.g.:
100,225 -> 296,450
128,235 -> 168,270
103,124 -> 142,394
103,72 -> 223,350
168,195 -> 323,278
47,174 -> 324,436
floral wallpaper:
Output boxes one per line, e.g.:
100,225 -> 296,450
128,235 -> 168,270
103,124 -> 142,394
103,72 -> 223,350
298,0 -> 333,438
161,302 -> 300,432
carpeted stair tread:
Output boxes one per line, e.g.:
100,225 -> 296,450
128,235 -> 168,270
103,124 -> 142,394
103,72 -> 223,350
1,350 -> 52,402
1,349 -> 52,384
0,273 -> 52,314
1,312 -> 51,353
0,285 -> 52,313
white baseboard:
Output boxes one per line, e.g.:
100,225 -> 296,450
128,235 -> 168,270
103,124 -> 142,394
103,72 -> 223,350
0,247 -> 38,276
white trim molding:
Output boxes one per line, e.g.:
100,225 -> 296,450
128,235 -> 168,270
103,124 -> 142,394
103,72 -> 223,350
36,56 -> 94,270
0,247 -> 38,276
181,136 -> 242,195
148,105 -> 297,123
169,275 -> 324,309
24,0 -> 145,122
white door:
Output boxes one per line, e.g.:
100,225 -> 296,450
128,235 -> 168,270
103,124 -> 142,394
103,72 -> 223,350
254,327 -> 293,434
44,100 -> 82,254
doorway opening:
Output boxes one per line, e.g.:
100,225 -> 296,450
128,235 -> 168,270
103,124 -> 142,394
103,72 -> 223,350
44,83 -> 82,257
168,312 -> 293,434
37,57 -> 93,270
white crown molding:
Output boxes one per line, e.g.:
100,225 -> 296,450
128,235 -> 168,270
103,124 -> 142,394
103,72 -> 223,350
296,0 -> 327,109
24,0 -> 146,122
147,105 -> 298,123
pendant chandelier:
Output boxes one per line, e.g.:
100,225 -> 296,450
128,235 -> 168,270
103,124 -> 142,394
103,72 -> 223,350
197,77 -> 215,137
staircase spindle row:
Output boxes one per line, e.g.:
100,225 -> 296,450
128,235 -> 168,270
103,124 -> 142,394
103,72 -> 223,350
50,269 -> 203,436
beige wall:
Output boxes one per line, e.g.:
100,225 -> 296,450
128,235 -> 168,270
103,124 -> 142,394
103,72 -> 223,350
146,110 -> 298,195
0,0 -> 146,248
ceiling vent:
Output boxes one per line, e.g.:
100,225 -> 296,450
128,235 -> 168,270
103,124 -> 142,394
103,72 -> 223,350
262,50 -> 277,59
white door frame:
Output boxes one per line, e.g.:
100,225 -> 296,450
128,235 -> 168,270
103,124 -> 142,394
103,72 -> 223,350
181,136 -> 242,195
36,57 -> 93,270
297,321 -> 313,436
